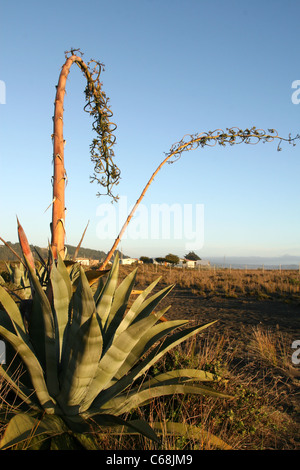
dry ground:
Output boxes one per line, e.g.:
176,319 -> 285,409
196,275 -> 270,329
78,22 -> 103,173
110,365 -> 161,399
117,264 -> 300,449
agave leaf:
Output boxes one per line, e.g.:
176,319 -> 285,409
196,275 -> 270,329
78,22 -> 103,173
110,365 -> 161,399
147,368 -> 220,386
130,284 -> 175,324
79,413 -> 159,443
71,269 -> 110,292
102,268 -> 138,349
95,254 -> 120,329
73,220 -> 90,261
131,320 -> 218,382
0,286 -> 26,338
24,255 -> 59,398
50,254 -> 72,361
102,382 -> 230,415
4,262 -> 12,277
98,321 -> 217,409
59,267 -> 98,381
73,267 -> 98,326
0,326 -> 56,412
111,306 -> 173,381
114,282 -> 173,341
0,413 -> 68,450
33,246 -> 47,268
17,217 -> 35,271
91,319 -> 189,410
152,421 -> 232,450
91,418 -> 231,450
58,313 -> 102,410
63,259 -> 76,268
81,310 -> 167,411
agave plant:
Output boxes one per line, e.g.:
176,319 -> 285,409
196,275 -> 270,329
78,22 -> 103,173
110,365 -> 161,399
0,224 -> 232,450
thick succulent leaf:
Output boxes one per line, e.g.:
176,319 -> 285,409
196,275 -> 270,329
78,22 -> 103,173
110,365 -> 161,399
112,277 -> 162,341
131,284 -> 174,323
111,307 -> 175,381
81,413 -> 159,443
95,254 -> 119,330
24,255 -> 59,398
103,268 -> 137,345
28,293 -> 47,368
101,368 -> 226,415
73,267 -> 97,327
131,320 -> 218,382
90,319 -> 189,408
0,413 -> 68,450
151,421 -> 232,450
17,217 -> 35,272
91,321 -> 217,412
0,286 -> 26,339
73,220 -> 90,261
72,269 -> 110,292
147,368 -> 220,386
50,254 -> 72,361
0,326 -> 56,412
10,264 -> 22,286
60,267 -> 98,379
116,283 -> 174,337
58,313 -> 102,410
81,310 -> 167,411
101,383 -> 230,415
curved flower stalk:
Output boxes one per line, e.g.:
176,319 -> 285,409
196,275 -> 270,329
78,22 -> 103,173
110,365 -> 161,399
0,225 -> 231,450
51,49 -> 120,260
101,127 -> 299,269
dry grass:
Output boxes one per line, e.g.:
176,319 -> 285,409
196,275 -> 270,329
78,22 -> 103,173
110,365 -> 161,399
1,262 -> 299,450
119,264 -> 300,302
93,329 -> 300,450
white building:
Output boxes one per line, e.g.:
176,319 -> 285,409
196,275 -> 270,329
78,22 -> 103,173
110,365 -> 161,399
119,258 -> 139,265
178,258 -> 210,268
76,258 -> 90,266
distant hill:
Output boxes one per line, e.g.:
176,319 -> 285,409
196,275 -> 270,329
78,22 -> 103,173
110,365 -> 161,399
0,242 -> 114,263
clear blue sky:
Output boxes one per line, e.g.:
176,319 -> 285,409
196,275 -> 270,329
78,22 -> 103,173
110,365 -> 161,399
1,0 -> 299,260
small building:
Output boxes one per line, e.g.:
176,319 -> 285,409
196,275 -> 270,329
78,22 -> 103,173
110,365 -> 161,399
178,258 -> 210,268
178,258 -> 196,268
119,258 -> 139,265
76,258 -> 90,266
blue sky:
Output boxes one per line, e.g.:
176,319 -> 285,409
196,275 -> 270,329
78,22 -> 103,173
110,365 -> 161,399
1,0 -> 300,260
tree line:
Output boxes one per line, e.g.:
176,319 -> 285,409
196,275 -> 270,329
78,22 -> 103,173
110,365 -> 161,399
139,251 -> 201,265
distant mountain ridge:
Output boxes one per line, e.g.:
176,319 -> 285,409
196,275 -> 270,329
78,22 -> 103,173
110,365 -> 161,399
208,254 -> 300,267
0,242 -> 109,262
